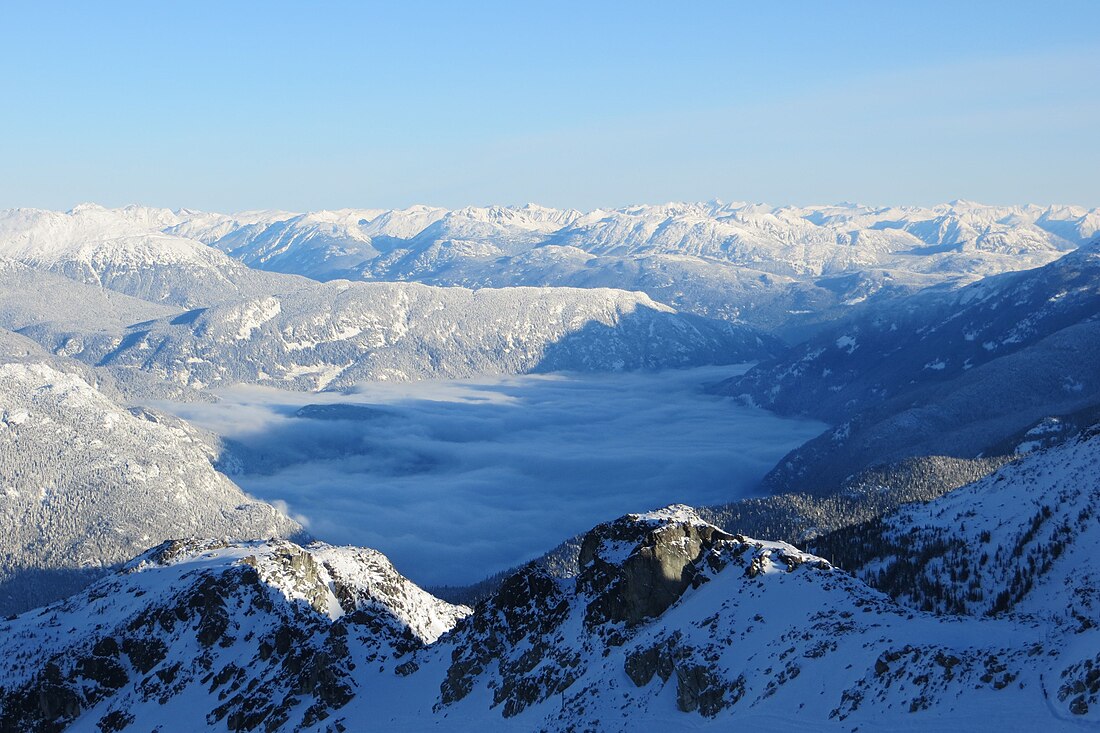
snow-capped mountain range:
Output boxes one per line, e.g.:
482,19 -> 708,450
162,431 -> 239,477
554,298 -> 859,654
4,200 -> 1097,336
168,199 -> 1099,336
174,199 -> 1098,279
37,283 -> 778,392
0,197 -> 1097,730
0,204 -> 793,395
726,238 -> 1100,493
4,427 -> 1100,731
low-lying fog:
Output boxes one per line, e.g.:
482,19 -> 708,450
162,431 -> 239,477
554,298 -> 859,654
161,366 -> 826,588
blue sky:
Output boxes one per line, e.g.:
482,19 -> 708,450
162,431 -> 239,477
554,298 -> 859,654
2,1 -> 1098,211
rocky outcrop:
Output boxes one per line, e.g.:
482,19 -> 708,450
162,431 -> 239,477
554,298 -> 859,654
578,506 -> 735,628
440,565 -> 577,716
436,505 -> 838,723
624,631 -> 746,716
3,502 -> 1099,730
0,539 -> 469,733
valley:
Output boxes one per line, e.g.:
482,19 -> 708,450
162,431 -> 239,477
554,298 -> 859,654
0,200 -> 1095,731
158,366 -> 827,586
5,6 -> 1098,728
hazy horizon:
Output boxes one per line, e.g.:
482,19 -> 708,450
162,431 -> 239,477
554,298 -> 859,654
10,196 -> 1099,217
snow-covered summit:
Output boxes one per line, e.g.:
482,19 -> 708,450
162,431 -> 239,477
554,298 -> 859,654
0,537 -> 469,733
3,499 -> 1099,730
124,537 -> 469,640
0,206 -> 311,308
4,200 -> 1094,334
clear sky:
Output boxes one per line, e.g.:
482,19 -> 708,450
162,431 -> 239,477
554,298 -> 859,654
2,1 -> 1098,212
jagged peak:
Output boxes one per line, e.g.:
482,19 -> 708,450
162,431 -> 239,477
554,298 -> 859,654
120,537 -> 471,633
574,505 -> 834,628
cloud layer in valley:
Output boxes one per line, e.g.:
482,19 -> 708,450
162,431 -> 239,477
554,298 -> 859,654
162,366 -> 826,587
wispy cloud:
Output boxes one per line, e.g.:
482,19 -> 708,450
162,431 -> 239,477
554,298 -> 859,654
163,367 -> 826,587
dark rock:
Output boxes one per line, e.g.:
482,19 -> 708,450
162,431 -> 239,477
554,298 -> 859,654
92,637 -> 119,658
122,636 -> 168,675
35,678 -> 81,725
76,655 -> 129,691
395,660 -> 419,677
140,538 -> 230,567
440,565 -> 575,715
96,710 -> 134,733
578,511 -> 734,627
675,664 -> 729,716
625,646 -> 661,687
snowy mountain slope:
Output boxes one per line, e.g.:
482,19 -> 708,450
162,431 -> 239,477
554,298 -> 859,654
813,425 -> 1100,626
760,317 -> 1100,493
362,248 -> 945,339
0,261 -> 234,402
695,454 -> 1012,554
0,326 -> 112,392
0,362 -> 301,615
0,538 -> 469,733
6,201 -> 1091,336
2,506 -> 1095,731
0,325 -> 190,407
729,240 -> 1100,422
718,241 -> 1100,493
0,258 -> 177,332
56,282 -> 779,391
405,507 -> 1088,731
153,199 -> 1097,334
0,205 -> 313,308
0,262 -> 219,403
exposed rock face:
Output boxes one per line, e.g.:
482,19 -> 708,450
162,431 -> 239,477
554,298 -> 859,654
577,506 -> 735,627
624,631 -> 746,715
440,565 -> 576,716
424,504 -> 1100,730
0,539 -> 469,733
437,507 -> 748,719
4,500 -> 1100,730
241,542 -> 330,614
435,505 -> 841,723
1060,652 -> 1100,717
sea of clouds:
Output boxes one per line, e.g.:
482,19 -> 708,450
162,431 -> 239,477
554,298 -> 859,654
162,366 -> 826,587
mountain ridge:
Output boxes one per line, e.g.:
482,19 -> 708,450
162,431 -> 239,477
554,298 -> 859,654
0,360 -> 302,616
3,476 -> 1099,730
722,238 -> 1100,493
6,200 -> 1095,338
